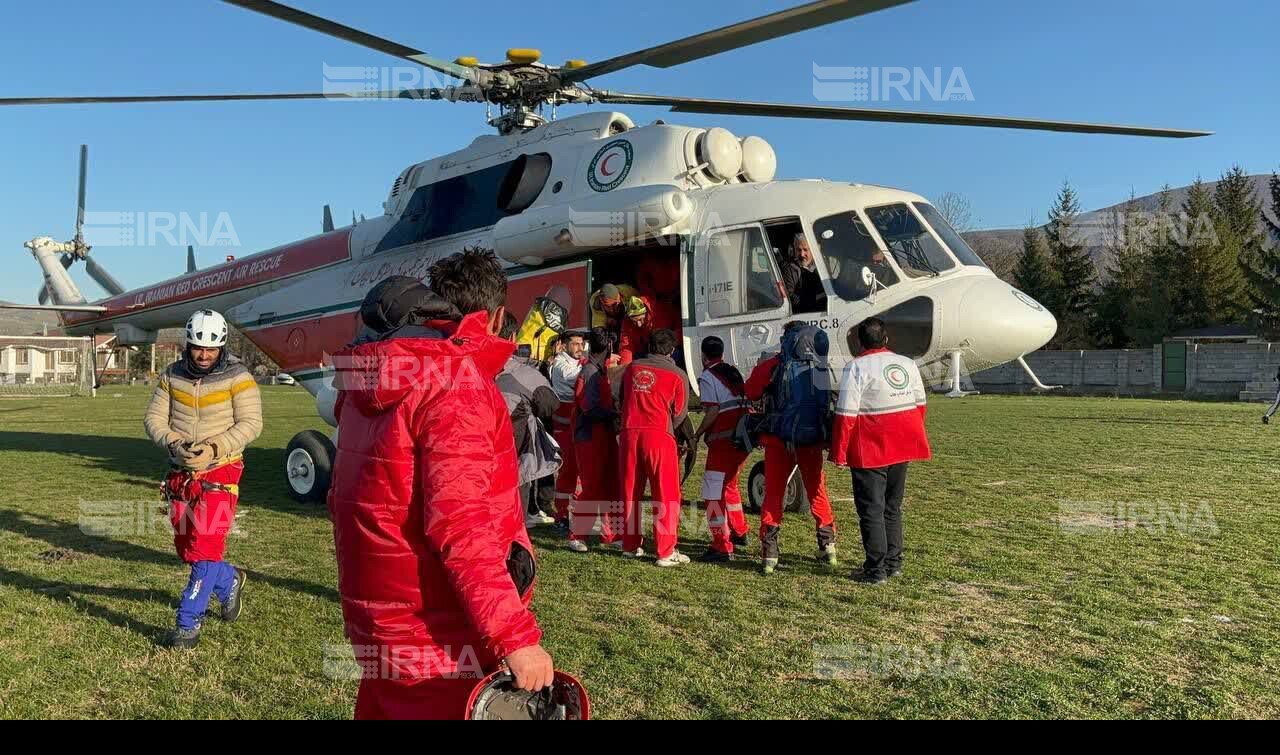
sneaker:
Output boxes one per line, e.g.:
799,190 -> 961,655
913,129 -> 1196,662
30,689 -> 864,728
888,566 -> 903,578
817,544 -> 838,568
622,547 -> 645,559
220,567 -> 247,622
730,532 -> 750,548
851,568 -> 888,585
525,512 -> 555,528
567,540 -> 589,553
761,558 -> 779,575
655,551 -> 691,568
165,625 -> 201,649
700,549 -> 733,563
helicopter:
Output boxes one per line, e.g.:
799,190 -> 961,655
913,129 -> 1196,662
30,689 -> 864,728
2,0 -> 1210,507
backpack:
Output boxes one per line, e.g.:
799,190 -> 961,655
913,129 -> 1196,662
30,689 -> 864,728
767,325 -> 833,449
516,288 -> 571,363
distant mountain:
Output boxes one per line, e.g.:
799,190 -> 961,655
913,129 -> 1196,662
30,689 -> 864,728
0,302 -> 58,336
966,174 -> 1277,282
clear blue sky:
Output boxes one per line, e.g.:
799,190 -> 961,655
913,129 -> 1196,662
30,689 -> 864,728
1,0 -> 1276,303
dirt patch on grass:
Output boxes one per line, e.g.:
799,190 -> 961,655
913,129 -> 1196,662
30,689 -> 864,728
36,547 -> 90,564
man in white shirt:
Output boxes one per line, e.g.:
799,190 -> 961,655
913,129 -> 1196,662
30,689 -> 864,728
549,331 -> 588,537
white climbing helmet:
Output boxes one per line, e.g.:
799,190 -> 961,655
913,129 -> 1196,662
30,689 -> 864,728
186,309 -> 229,348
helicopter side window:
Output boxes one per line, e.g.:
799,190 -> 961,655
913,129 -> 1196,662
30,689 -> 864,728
705,226 -> 785,319
813,211 -> 900,302
913,202 -> 988,268
865,203 -> 957,278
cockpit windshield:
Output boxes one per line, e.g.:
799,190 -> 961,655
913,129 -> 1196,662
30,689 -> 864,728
865,203 -> 957,278
813,211 -> 899,302
913,202 -> 988,268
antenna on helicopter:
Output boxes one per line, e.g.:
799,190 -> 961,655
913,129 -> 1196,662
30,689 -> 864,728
187,245 -> 198,274
323,205 -> 334,233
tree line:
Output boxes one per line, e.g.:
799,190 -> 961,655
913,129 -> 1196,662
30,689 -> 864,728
1005,167 -> 1280,349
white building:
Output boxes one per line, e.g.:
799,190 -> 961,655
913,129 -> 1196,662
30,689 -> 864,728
0,336 -> 89,385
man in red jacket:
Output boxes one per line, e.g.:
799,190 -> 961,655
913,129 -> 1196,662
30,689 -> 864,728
693,336 -> 751,562
829,318 -> 931,585
619,329 -> 695,566
744,322 -> 837,575
328,257 -> 553,721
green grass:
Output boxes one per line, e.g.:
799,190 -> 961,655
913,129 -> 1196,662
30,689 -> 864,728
1,387 -> 1278,719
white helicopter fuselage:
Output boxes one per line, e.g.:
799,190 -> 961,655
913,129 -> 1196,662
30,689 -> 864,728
49,109 -> 1056,424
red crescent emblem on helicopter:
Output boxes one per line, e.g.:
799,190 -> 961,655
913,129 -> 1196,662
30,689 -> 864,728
599,153 -> 618,177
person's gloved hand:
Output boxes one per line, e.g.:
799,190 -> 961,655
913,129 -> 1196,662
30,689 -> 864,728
185,443 -> 216,468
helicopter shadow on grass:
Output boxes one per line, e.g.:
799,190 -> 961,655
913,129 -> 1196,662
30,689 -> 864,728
0,430 -> 327,518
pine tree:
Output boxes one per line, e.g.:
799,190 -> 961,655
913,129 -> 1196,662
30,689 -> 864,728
1092,194 -> 1148,347
1131,187 -> 1181,345
1014,225 -> 1054,305
1174,179 -> 1217,326
1044,181 -> 1098,347
1211,165 -> 1260,324
1242,172 -> 1280,336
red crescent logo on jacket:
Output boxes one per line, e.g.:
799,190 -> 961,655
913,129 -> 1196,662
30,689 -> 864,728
634,369 -> 657,392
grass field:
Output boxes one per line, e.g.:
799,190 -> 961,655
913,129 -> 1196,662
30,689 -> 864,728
0,386 -> 1277,719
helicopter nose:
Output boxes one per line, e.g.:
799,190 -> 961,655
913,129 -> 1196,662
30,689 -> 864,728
957,279 -> 1057,364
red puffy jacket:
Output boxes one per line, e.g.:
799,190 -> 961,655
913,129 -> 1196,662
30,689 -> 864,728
329,312 -> 542,699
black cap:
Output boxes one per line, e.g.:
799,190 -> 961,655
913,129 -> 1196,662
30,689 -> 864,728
360,275 -> 458,334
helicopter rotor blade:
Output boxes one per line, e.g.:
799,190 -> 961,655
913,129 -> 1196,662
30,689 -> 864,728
594,91 -> 1213,138
0,90 -> 449,106
76,144 -> 88,243
222,0 -> 477,83
561,0 -> 914,83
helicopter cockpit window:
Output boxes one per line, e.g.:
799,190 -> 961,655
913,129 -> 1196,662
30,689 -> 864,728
813,211 -> 900,302
913,202 -> 988,268
865,203 -> 957,278
705,226 -> 785,319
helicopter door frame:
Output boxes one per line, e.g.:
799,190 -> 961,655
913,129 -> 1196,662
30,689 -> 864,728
691,220 -> 793,379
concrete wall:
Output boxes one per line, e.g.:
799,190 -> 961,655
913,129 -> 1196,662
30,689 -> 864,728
970,342 -> 1279,399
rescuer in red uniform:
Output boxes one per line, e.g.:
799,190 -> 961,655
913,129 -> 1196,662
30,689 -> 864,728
619,329 -> 696,567
570,327 -> 624,550
328,259 -> 553,720
692,336 -> 752,562
743,321 -> 838,576
617,295 -> 658,366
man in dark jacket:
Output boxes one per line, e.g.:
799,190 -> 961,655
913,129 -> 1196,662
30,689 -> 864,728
497,313 -> 561,527
329,263 -> 553,720
779,232 -> 827,314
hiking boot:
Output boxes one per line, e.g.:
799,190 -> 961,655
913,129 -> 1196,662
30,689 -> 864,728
817,544 -> 839,568
220,567 -> 247,622
166,625 -> 202,649
567,540 -> 589,553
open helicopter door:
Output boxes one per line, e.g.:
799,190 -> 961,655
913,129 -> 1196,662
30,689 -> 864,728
691,221 -> 792,386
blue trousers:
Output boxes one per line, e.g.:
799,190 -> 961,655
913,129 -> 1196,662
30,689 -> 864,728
177,560 -> 237,630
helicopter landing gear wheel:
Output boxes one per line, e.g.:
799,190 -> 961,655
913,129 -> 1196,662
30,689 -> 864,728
746,460 -> 806,514
285,430 -> 334,504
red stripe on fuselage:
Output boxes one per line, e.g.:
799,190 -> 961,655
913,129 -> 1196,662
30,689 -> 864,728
62,229 -> 352,327
246,312 -> 361,374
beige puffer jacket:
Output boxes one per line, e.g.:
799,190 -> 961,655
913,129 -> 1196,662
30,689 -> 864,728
144,355 -> 263,470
